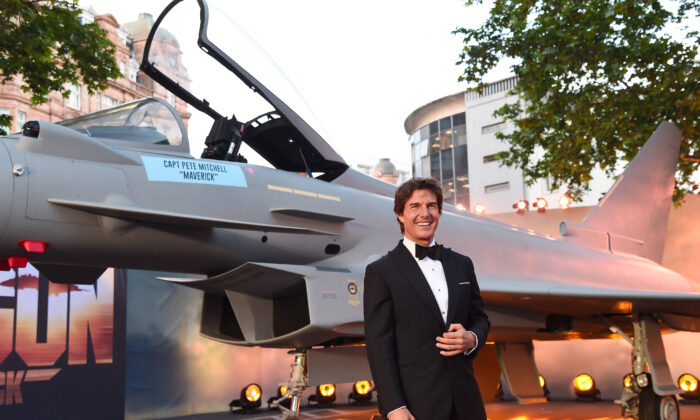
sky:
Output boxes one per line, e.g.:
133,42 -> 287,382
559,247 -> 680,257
81,0 -> 510,171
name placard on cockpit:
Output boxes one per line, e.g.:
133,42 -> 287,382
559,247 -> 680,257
141,156 -> 247,187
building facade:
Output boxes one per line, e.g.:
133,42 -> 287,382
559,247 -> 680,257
405,77 -> 609,214
404,93 -> 470,210
0,8 -> 189,135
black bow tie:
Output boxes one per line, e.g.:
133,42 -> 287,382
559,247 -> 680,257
415,243 -> 442,260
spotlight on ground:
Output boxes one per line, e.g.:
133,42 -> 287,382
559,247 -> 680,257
308,383 -> 336,406
533,197 -> 547,213
559,194 -> 572,209
573,373 -> 601,401
229,383 -> 262,413
679,373 -> 700,401
349,380 -> 373,404
513,200 -> 529,214
267,385 -> 291,409
474,203 -> 486,215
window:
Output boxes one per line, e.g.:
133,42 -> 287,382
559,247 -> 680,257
454,145 -> 468,177
483,153 -> 499,163
96,93 -> 102,111
103,95 -> 117,109
439,116 -> 452,149
430,152 -> 440,181
16,110 -> 26,131
482,121 -> 506,134
67,84 -> 81,110
429,121 -> 439,151
485,182 -> 510,193
419,125 -> 429,142
118,61 -> 126,78
441,148 -> 453,181
167,92 -> 175,106
412,138 -> 429,164
453,112 -> 467,146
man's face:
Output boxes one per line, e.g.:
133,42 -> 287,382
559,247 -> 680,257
398,189 -> 441,246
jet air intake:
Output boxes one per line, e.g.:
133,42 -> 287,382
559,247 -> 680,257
194,263 -> 365,348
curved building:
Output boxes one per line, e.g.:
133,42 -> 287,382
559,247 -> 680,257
404,77 -> 609,214
404,92 -> 469,210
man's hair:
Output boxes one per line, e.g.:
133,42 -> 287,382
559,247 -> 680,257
394,178 -> 443,234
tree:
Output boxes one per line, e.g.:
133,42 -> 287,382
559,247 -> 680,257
455,0 -> 699,202
0,0 -> 121,134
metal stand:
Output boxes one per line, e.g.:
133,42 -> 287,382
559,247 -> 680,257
602,314 -> 680,420
270,350 -> 308,420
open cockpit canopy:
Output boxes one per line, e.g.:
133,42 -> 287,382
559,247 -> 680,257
140,0 -> 348,179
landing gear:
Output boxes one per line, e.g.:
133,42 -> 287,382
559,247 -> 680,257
269,349 -> 309,420
639,387 -> 679,420
603,314 -> 681,420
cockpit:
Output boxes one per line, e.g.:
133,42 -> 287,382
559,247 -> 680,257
59,97 -> 186,147
136,0 -> 349,180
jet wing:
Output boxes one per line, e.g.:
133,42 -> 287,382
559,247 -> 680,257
48,198 -> 338,236
481,276 -> 700,322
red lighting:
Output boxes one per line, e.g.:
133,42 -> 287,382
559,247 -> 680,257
18,240 -> 49,253
513,200 -> 528,214
535,197 -> 547,212
8,256 -> 29,268
474,203 -> 486,215
559,194 -> 572,209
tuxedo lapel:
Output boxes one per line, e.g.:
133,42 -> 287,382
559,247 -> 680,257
389,242 -> 445,328
442,248 -> 461,326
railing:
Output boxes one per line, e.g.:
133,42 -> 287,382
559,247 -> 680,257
465,76 -> 518,101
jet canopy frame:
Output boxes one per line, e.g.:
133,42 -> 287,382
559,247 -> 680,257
140,0 -> 348,179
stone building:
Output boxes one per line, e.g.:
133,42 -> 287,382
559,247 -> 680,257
0,8 -> 190,134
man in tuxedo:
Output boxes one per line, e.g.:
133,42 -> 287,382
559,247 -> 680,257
363,178 -> 490,420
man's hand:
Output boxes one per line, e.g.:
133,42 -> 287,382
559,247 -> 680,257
387,407 -> 415,420
436,323 -> 476,356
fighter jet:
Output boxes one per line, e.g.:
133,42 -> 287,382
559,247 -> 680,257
1,0 -> 698,419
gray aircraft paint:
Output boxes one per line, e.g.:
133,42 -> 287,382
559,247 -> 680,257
1,112 -> 699,349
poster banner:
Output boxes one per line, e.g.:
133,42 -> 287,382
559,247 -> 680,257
0,265 -> 126,419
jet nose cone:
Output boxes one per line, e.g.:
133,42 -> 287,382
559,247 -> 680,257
0,140 -> 12,244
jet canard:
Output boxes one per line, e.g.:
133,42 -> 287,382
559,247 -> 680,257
0,1 -> 698,419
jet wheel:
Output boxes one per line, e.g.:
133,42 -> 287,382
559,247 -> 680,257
639,386 -> 679,420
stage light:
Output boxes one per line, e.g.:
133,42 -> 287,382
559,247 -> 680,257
559,194 -> 572,209
679,373 -> 700,400
308,383 -> 336,406
573,373 -> 600,401
513,200 -> 528,214
229,383 -> 262,412
349,380 -> 373,403
534,197 -> 547,213
474,203 -> 486,215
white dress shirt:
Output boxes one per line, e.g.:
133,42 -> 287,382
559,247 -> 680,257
403,237 -> 449,323
402,237 -> 478,354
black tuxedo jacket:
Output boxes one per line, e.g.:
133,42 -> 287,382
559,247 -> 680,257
363,241 -> 490,420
